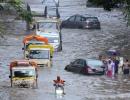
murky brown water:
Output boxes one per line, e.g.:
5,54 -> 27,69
0,0 -> 130,100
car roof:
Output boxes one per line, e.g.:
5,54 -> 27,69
86,17 -> 98,18
74,14 -> 84,17
86,17 -> 98,20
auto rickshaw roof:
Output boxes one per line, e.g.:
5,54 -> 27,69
10,60 -> 37,69
23,35 -> 48,44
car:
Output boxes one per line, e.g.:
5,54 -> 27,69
64,59 -> 105,75
61,14 -> 101,29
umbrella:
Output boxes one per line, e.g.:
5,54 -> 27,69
106,49 -> 120,56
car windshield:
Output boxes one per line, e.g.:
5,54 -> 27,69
13,69 -> 35,78
87,59 -> 103,68
29,50 -> 49,59
37,22 -> 59,30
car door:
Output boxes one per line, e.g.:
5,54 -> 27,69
71,59 -> 85,73
75,15 -> 83,28
64,15 -> 76,28
80,17 -> 87,28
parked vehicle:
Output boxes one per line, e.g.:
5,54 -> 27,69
27,44 -> 54,67
9,60 -> 38,88
65,59 -> 105,75
23,35 -> 48,59
61,14 -> 101,29
36,32 -> 61,51
33,17 -> 62,51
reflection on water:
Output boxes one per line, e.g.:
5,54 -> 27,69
0,0 -> 130,99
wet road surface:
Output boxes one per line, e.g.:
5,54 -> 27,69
1,0 -> 130,100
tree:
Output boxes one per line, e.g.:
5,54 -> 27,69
88,0 -> 130,26
0,0 -> 33,32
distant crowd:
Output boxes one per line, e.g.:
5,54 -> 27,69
99,55 -> 130,78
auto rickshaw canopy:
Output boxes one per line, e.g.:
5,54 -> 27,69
10,60 -> 37,69
23,35 -> 48,44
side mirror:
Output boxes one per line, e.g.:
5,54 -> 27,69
22,47 -> 24,50
9,75 -> 11,78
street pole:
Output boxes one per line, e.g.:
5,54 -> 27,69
26,3 -> 31,31
54,0 -> 59,7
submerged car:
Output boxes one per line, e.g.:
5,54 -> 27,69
61,14 -> 101,29
64,59 -> 105,75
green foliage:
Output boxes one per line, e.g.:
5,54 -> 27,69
19,9 -> 33,23
0,0 -> 33,36
88,0 -> 103,6
8,0 -> 32,23
0,0 -> 32,23
88,0 -> 130,25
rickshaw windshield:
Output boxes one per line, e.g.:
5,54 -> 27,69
29,50 -> 49,59
13,68 -> 36,78
37,22 -> 59,30
25,41 -> 44,49
47,37 -> 59,43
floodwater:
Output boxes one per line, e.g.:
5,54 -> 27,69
0,0 -> 130,100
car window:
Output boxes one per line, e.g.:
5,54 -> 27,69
75,16 -> 81,22
81,17 -> 86,21
87,59 -> 103,68
73,59 -> 85,67
68,16 -> 75,21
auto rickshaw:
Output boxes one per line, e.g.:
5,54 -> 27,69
27,44 -> 54,67
23,35 -> 48,59
9,60 -> 38,88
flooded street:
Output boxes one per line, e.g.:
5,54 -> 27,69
1,0 -> 130,100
